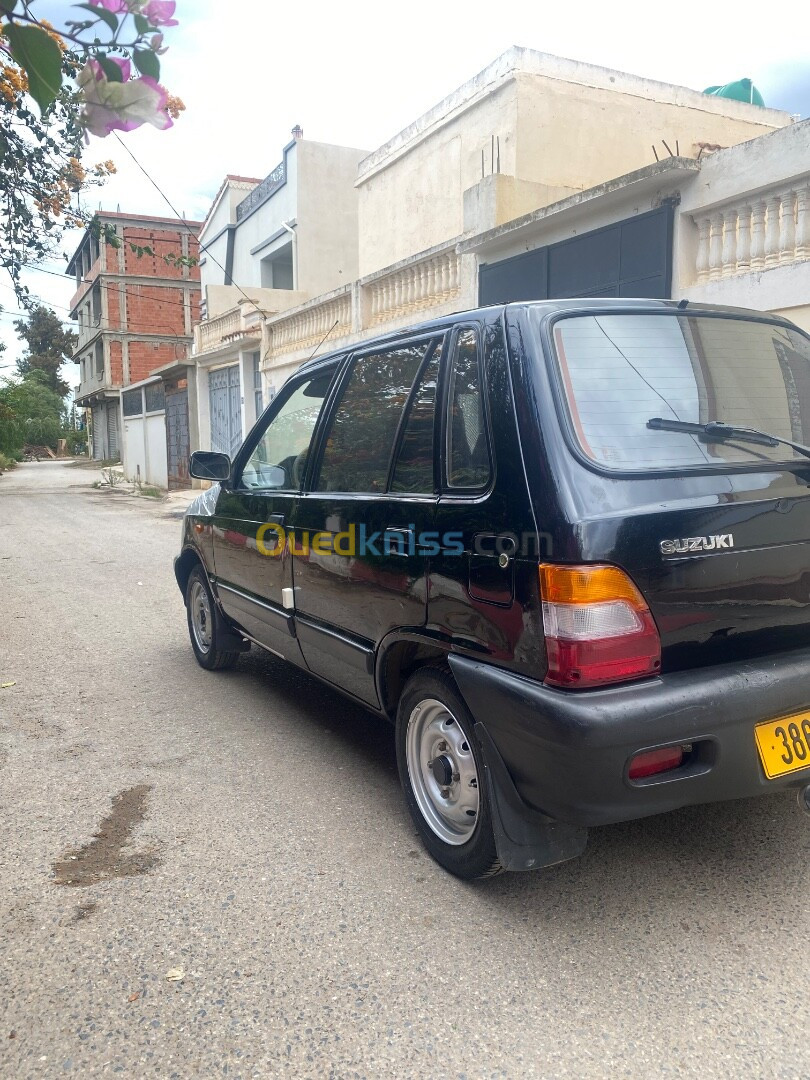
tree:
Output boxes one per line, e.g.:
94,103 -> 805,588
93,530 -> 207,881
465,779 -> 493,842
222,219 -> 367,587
0,368 -> 65,454
0,2 -> 184,304
14,304 -> 77,397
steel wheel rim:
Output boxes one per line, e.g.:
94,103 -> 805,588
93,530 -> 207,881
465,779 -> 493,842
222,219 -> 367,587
405,697 -> 480,846
189,579 -> 212,653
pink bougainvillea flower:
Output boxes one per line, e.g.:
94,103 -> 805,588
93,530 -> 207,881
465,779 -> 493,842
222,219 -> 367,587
78,60 -> 173,138
89,0 -> 131,12
142,1 -> 179,26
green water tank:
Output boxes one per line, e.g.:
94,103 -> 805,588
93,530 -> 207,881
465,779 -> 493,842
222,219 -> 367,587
703,78 -> 765,106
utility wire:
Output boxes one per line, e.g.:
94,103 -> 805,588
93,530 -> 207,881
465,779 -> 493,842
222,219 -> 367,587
110,134 -> 284,381
111,132 -> 268,322
24,261 -> 200,317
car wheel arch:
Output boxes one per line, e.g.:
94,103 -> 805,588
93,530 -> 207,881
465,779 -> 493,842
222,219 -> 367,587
376,632 -> 453,720
175,545 -> 208,600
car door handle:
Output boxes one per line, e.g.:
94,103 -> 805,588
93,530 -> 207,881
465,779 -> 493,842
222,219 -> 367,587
267,513 -> 285,526
384,527 -> 414,556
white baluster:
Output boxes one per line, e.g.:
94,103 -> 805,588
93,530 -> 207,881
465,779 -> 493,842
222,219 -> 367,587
796,186 -> 810,259
780,190 -> 796,262
448,254 -> 460,293
695,217 -> 710,283
750,200 -> 766,270
425,257 -> 438,300
721,209 -> 737,277
708,213 -> 724,281
736,205 -> 751,274
765,195 -> 782,266
417,261 -> 428,305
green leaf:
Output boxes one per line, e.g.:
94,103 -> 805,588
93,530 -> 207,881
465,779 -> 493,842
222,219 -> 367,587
0,0 -> 19,15
96,55 -> 124,82
4,24 -> 63,114
133,13 -> 150,34
75,2 -> 118,33
132,48 -> 160,81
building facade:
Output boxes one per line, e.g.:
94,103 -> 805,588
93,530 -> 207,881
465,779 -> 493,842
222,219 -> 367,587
69,211 -> 201,463
189,131 -> 369,463
187,49 -> 809,472
253,49 -> 794,385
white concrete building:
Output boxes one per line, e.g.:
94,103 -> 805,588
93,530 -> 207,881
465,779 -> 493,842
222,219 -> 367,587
190,130 -> 368,461
255,49 -> 797,387
188,49 -> 809,470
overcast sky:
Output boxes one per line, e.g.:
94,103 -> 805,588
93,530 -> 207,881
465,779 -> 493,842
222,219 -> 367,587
2,0 -> 809,373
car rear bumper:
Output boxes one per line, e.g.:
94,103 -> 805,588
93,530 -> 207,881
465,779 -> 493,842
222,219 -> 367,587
449,650 -> 810,828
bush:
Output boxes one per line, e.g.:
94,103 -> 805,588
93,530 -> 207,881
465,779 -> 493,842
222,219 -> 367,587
0,452 -> 17,472
62,427 -> 88,455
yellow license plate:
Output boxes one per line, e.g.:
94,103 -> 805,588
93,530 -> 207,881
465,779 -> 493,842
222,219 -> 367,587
755,713 -> 810,779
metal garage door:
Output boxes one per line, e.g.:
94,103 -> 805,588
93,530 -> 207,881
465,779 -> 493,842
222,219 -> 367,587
165,383 -> 190,489
106,404 -> 119,460
91,406 -> 102,459
478,204 -> 674,305
209,365 -> 242,457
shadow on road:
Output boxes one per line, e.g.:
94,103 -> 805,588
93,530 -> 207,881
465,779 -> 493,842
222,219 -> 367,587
201,643 -> 809,924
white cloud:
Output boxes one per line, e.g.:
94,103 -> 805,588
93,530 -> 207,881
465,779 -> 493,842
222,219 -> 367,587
3,0 -> 808,375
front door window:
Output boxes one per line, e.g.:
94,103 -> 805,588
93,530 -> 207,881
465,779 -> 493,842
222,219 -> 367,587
239,370 -> 333,491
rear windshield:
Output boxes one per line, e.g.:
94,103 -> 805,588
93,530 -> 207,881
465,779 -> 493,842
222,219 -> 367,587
543,312 -> 810,471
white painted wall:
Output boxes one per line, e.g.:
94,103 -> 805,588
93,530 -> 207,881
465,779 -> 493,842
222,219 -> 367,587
230,151 -> 299,289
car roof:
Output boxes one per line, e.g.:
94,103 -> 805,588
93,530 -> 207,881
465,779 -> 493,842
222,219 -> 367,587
296,298 -> 798,374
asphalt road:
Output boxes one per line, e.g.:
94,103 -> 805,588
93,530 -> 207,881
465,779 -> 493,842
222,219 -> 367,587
1,460 -> 809,1079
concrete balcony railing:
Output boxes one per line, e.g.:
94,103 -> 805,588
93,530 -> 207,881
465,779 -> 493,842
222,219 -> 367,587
263,243 -> 471,372
693,183 -> 810,282
367,249 -> 461,326
268,289 -> 353,356
194,306 -> 256,355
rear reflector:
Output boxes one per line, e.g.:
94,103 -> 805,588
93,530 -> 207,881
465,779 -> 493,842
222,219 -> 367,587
628,745 -> 685,780
539,563 -> 661,689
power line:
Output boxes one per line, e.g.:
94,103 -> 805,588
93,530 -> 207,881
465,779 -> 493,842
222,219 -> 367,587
23,261 -> 199,317
110,132 -> 262,316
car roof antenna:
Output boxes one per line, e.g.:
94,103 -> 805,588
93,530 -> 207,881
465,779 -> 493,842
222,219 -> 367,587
305,319 -> 340,364
677,298 -> 689,309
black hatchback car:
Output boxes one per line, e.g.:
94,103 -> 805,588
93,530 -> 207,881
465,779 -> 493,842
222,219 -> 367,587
176,299 -> 810,878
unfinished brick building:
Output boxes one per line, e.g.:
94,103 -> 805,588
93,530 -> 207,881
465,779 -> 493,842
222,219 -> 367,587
69,211 -> 201,461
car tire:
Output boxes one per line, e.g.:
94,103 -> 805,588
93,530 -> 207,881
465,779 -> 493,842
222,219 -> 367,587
185,565 -> 240,671
396,666 -> 503,880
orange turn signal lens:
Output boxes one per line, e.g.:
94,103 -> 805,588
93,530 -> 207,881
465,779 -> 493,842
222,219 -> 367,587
539,563 -> 647,607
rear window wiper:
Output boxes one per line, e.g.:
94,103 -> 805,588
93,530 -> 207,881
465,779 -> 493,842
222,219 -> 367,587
647,417 -> 810,462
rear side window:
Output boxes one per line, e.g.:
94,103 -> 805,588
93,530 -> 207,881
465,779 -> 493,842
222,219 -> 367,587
547,312 -> 810,471
391,348 -> 440,493
446,328 -> 491,488
317,342 -> 430,493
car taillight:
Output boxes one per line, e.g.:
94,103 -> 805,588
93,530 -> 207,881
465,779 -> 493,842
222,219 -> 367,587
539,563 -> 661,689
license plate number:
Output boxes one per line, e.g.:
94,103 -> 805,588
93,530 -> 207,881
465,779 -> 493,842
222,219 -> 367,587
755,713 -> 810,779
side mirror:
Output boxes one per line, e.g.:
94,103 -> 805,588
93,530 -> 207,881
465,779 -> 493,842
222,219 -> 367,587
189,450 -> 231,481
262,464 -> 287,488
